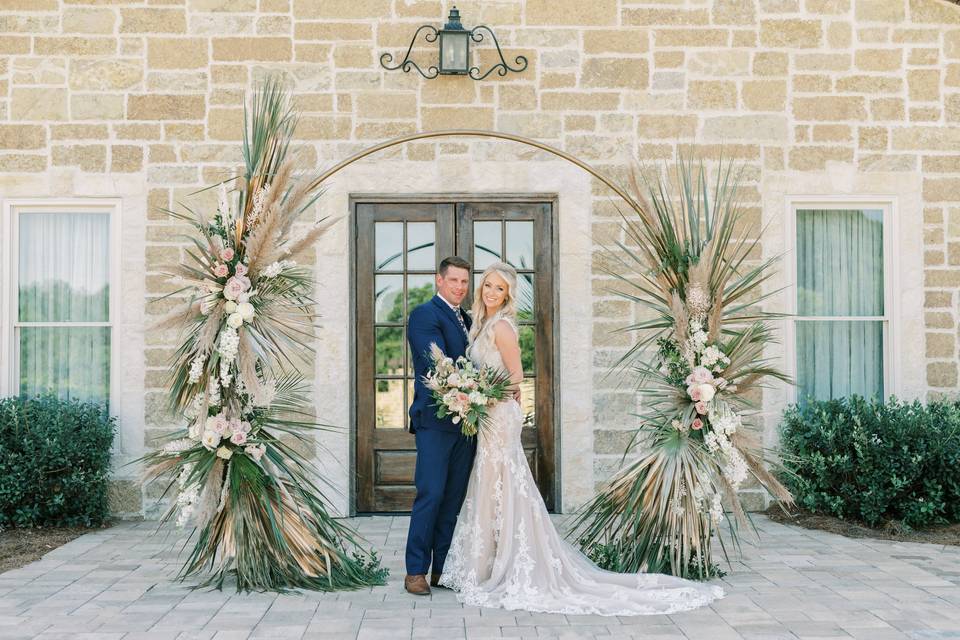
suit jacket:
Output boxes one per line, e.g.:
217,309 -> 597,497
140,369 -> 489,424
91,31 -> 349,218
407,295 -> 472,433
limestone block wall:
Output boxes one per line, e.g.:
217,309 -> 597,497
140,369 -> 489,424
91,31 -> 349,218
0,0 -> 956,515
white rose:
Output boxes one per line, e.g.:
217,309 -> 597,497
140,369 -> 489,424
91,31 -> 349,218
201,430 -> 220,450
226,312 -> 244,329
224,301 -> 237,313
237,302 -> 255,322
216,446 -> 233,460
698,383 -> 716,403
245,443 -> 265,462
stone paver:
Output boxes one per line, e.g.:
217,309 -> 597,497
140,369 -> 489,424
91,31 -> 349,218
1,516 -> 959,640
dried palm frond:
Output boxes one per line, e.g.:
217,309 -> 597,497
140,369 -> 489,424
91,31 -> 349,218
571,428 -> 723,579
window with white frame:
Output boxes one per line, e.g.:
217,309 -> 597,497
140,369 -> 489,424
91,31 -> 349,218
6,201 -> 117,407
792,203 -> 890,402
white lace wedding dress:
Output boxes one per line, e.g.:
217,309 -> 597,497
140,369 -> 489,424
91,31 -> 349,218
439,314 -> 725,616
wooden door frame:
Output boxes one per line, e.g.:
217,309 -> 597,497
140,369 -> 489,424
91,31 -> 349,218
348,193 -> 562,515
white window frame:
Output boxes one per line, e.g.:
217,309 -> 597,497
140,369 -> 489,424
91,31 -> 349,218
784,196 -> 899,404
1,199 -> 121,408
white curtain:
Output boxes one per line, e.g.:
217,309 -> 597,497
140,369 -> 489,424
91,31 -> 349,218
18,212 -> 111,405
796,209 -> 884,402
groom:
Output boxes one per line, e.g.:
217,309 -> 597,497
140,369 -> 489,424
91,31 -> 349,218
404,256 -> 476,596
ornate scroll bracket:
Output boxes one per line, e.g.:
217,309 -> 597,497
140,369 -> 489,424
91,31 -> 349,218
379,25 -> 440,80
467,26 -> 528,81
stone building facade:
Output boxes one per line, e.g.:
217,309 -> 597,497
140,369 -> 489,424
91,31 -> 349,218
0,0 -> 958,517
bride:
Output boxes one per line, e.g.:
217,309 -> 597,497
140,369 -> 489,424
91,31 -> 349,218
439,262 -> 724,616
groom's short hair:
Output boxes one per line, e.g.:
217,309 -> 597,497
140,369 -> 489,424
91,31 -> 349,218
439,256 -> 471,276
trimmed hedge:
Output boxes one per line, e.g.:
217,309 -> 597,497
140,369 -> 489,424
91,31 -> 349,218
779,396 -> 960,529
0,395 -> 115,528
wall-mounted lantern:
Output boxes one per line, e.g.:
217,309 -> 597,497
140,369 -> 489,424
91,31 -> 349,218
380,6 -> 528,80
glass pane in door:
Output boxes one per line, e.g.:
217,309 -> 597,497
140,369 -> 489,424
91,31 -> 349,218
375,222 -> 403,271
375,379 -> 405,429
473,221 -> 501,268
407,222 -> 436,270
407,274 -> 435,310
374,275 -> 403,323
375,326 -> 404,376
505,221 -> 534,270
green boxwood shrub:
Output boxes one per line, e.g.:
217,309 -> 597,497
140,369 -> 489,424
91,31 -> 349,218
780,396 -> 960,529
0,395 -> 115,528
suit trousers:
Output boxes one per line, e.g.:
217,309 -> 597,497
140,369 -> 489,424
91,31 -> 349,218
405,428 -> 477,576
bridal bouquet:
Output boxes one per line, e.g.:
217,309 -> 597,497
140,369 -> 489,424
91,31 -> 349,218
423,343 -> 512,437
572,157 -> 793,580
140,78 -> 385,592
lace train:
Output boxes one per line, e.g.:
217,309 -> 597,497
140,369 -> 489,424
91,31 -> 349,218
440,316 -> 724,616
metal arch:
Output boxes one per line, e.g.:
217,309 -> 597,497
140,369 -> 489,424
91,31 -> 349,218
305,129 -> 639,211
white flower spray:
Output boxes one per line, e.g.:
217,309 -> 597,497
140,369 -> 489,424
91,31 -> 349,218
188,352 -> 207,384
175,463 -> 199,528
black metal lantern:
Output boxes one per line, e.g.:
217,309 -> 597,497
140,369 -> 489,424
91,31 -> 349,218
380,6 -> 528,80
438,7 -> 469,75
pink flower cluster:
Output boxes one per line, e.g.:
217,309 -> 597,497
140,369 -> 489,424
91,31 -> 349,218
212,247 -> 248,284
686,366 -> 716,413
216,415 -> 251,445
685,366 -> 728,416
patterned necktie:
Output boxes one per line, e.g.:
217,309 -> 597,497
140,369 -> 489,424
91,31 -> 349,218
452,306 -> 469,339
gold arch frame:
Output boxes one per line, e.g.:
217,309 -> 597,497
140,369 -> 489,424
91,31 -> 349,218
306,129 -> 638,210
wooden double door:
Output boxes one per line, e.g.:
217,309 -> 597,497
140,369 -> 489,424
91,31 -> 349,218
355,199 -> 556,513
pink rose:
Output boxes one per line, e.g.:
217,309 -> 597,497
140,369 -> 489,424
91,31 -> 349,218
220,247 -> 235,261
695,401 -> 708,415
213,263 -> 229,278
239,421 -> 251,434
235,263 -> 248,276
223,275 -> 250,301
213,415 -> 229,434
230,430 -> 247,445
691,418 -> 704,431
691,366 -> 714,384
456,392 -> 470,404
687,385 -> 702,402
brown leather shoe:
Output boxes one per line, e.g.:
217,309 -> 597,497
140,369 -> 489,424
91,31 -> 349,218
404,574 -> 431,596
430,573 -> 442,588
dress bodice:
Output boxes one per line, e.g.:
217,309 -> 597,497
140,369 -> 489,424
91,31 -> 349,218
467,312 -> 518,371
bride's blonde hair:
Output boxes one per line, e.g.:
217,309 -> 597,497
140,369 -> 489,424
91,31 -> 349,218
469,261 -> 518,341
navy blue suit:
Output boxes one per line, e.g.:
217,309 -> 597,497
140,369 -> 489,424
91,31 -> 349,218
405,295 -> 476,576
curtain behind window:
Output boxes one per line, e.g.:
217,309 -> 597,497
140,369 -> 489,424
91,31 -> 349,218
796,209 -> 884,402
18,212 -> 111,405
